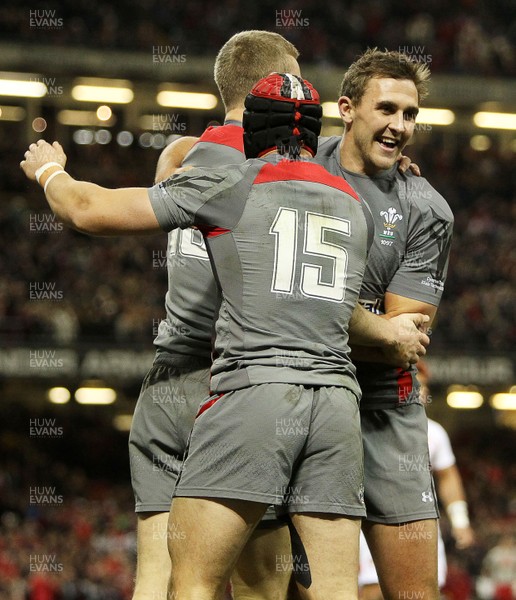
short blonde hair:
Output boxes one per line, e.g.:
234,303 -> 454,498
214,30 -> 300,111
339,48 -> 431,104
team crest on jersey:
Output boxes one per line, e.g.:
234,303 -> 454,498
379,207 -> 403,242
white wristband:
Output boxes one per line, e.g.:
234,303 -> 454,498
43,170 -> 66,193
35,162 -> 64,184
446,500 -> 470,529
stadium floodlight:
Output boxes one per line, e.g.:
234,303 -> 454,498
416,108 -> 455,125
470,134 -> 491,151
75,386 -> 117,405
0,74 -> 47,98
446,386 -> 483,409
47,387 -> 71,404
0,106 -> 26,121
490,393 -> 516,411
156,90 -> 217,110
473,111 -> 516,130
57,109 -> 115,126
321,102 -> 340,119
72,78 -> 133,104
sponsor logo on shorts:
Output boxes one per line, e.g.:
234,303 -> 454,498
358,484 -> 365,506
421,490 -> 434,503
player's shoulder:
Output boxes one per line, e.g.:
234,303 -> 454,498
161,161 -> 253,197
253,157 -> 360,201
196,123 -> 244,151
316,135 -> 341,157
156,136 -> 199,181
398,171 -> 454,223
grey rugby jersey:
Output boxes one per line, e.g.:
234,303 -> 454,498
149,155 -> 369,396
315,136 -> 454,408
153,123 -> 244,365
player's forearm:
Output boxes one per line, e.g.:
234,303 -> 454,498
348,304 -> 392,347
349,305 -> 429,369
43,172 -> 106,233
21,140 -> 162,235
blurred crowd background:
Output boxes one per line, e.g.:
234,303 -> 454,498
1,0 -> 515,76
0,0 -> 515,598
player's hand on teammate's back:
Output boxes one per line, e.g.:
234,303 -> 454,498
20,140 -> 67,180
397,154 -> 421,176
383,313 -> 430,369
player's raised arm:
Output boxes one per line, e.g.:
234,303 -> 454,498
21,140 -> 161,235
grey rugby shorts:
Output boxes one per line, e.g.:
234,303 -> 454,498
361,403 -> 439,523
174,383 -> 366,517
129,362 -> 210,513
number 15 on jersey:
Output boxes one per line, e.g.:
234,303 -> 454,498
269,207 -> 351,303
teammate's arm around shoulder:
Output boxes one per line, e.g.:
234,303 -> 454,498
155,136 -> 198,182
348,304 -> 430,370
21,140 -> 161,235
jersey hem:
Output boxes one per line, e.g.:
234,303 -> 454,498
364,508 -> 440,524
135,503 -> 172,514
279,503 -> 366,517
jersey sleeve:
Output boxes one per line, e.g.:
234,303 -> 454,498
148,165 -> 246,232
387,174 -> 454,306
428,419 -> 456,471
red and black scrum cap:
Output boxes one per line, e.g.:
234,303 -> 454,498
243,72 -> 322,159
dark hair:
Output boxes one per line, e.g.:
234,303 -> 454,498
339,48 -> 430,104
